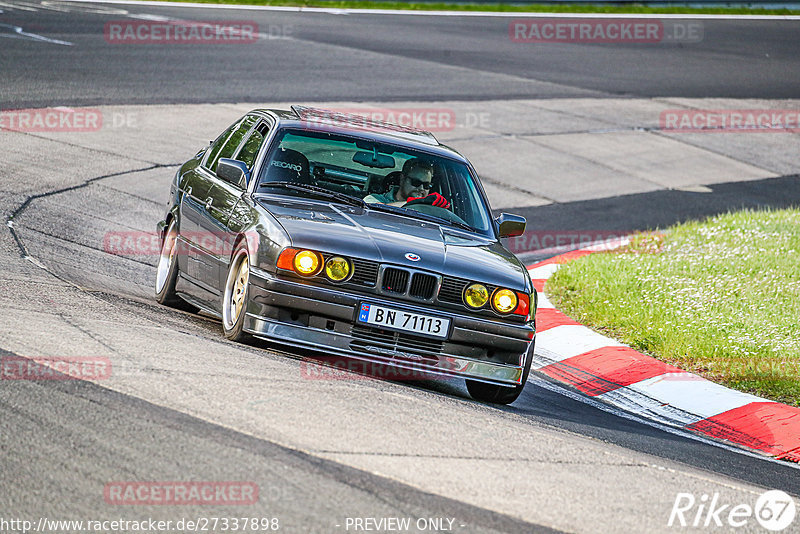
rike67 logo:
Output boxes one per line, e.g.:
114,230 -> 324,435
668,490 -> 796,531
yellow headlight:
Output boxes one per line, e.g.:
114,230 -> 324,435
325,256 -> 350,281
464,283 -> 489,309
294,250 -> 321,276
492,288 -> 518,314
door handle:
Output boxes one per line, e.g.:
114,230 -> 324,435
205,197 -> 213,209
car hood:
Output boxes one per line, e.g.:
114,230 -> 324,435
256,196 -> 530,290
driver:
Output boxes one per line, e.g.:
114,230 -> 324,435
364,159 -> 450,208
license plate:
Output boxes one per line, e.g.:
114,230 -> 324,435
357,303 -> 450,339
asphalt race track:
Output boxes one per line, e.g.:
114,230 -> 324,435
2,3 -> 800,107
1,2 -> 799,533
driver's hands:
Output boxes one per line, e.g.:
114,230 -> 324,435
405,192 -> 451,209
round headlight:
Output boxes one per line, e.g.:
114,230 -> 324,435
492,288 -> 518,314
294,250 -> 321,276
464,283 -> 489,309
325,256 -> 350,282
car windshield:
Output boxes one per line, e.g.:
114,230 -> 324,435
256,128 -> 493,235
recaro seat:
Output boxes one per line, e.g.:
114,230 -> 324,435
263,148 -> 311,184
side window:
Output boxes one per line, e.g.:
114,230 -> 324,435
236,121 -> 271,172
205,115 -> 258,175
203,122 -> 238,172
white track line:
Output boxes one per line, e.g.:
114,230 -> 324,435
534,324 -> 625,367
536,292 -> 554,309
0,22 -> 74,44
527,263 -> 561,280
628,374 -> 767,420
57,0 -> 800,19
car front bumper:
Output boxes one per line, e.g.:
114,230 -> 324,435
244,267 -> 535,387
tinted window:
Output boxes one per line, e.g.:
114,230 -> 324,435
204,122 -> 238,172
236,121 -> 271,172
205,115 -> 258,175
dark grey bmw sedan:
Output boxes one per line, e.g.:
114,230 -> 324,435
156,106 -> 536,404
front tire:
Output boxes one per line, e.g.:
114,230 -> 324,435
222,243 -> 252,342
465,339 -> 534,405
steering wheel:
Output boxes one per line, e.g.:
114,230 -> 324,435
402,203 -> 469,226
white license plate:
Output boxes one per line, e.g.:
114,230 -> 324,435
357,303 -> 450,339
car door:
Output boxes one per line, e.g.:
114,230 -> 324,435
178,114 -> 256,300
189,115 -> 259,294
206,118 -> 272,293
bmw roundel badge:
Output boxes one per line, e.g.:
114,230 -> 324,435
405,253 -> 421,262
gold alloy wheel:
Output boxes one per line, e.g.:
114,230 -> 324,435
224,248 -> 250,331
231,256 -> 249,323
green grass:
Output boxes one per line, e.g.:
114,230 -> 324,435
546,208 -> 800,406
148,0 -> 800,16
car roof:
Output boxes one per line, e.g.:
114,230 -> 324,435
248,107 -> 468,163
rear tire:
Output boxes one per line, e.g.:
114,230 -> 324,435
155,219 -> 197,312
222,243 -> 252,342
465,339 -> 534,405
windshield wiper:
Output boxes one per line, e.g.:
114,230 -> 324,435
258,181 -> 365,208
366,202 -> 476,233
423,214 -> 476,233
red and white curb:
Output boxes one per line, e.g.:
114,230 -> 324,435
528,242 -> 800,463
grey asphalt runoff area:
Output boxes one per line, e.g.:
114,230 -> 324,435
1,2 -> 800,533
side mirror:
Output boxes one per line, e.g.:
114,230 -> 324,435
217,158 -> 251,188
496,213 -> 526,238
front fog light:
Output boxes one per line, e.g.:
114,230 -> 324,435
464,283 -> 489,309
325,256 -> 350,281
